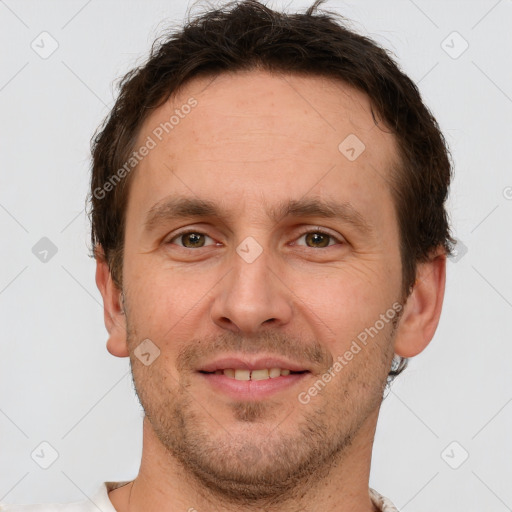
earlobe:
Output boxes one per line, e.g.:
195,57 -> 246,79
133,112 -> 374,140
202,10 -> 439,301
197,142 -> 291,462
94,245 -> 129,358
393,250 -> 447,358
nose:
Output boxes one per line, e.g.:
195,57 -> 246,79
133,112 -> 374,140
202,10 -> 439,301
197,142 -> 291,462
210,245 -> 293,335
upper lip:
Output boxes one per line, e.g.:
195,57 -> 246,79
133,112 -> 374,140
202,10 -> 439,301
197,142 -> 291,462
198,356 -> 311,373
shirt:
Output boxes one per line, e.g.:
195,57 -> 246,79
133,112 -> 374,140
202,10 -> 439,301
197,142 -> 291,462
0,482 -> 399,511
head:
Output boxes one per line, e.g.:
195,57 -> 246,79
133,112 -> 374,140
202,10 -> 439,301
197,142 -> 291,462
90,0 -> 452,503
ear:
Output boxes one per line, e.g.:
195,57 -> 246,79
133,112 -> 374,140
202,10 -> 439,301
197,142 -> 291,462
393,248 -> 447,358
94,245 -> 129,357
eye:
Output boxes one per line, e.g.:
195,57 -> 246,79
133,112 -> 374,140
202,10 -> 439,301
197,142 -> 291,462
167,231 -> 216,249
294,229 -> 342,248
165,228 -> 342,250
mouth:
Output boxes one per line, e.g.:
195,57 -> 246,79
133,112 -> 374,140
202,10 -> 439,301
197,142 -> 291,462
199,367 -> 308,380
196,357 -> 312,400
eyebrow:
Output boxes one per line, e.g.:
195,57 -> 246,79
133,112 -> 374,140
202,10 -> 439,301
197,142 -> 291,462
143,196 -> 373,235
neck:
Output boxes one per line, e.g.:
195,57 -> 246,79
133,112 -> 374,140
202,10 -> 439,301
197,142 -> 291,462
109,407 -> 381,512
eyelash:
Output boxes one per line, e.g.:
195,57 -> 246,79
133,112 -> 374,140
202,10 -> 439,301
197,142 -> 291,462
166,228 -> 343,249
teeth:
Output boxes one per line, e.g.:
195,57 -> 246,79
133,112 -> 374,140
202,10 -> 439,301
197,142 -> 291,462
215,368 -> 297,380
234,369 -> 250,381
251,369 -> 269,381
269,368 -> 281,378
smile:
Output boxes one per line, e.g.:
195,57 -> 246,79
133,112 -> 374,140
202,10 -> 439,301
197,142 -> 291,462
201,368 -> 307,381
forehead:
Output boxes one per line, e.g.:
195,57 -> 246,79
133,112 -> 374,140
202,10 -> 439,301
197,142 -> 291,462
129,69 -> 399,230
140,69 -> 393,150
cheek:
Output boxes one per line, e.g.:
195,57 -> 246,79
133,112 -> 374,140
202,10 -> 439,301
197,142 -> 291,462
124,258 -> 219,343
289,264 -> 399,363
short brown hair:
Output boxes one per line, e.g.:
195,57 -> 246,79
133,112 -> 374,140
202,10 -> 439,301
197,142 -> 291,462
88,0 -> 454,381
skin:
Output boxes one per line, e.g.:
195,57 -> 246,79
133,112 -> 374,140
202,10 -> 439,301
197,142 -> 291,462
95,70 -> 446,512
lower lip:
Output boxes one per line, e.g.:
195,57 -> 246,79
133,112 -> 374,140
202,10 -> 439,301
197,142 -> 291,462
198,372 -> 310,400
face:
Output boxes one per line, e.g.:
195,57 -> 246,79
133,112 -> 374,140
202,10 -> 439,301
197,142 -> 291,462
119,70 -> 404,500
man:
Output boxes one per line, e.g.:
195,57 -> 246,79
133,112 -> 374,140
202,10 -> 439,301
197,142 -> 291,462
2,0 -> 453,510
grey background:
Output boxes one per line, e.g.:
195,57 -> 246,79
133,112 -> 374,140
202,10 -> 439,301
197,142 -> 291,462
1,0 -> 511,509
